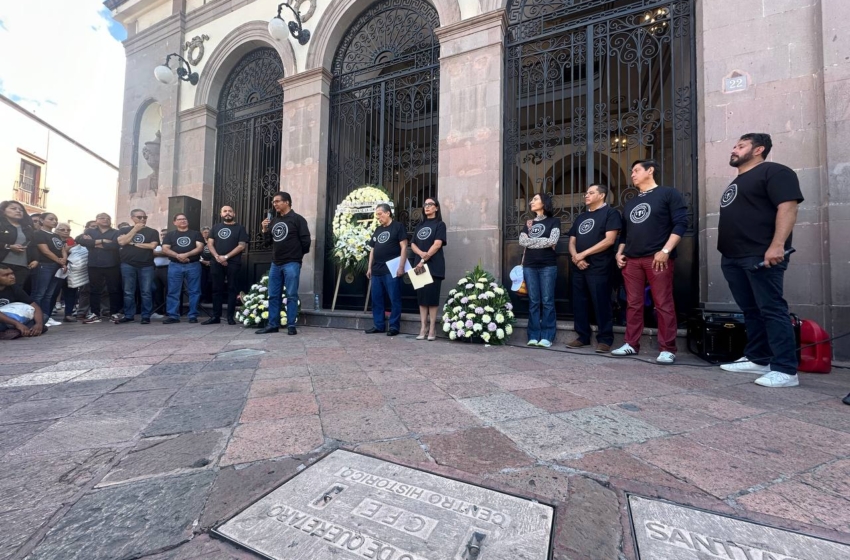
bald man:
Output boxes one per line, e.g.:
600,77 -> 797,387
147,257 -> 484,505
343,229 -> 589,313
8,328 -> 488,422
204,206 -> 249,325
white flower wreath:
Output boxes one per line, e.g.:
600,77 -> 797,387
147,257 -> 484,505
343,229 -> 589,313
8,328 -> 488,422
331,185 -> 394,273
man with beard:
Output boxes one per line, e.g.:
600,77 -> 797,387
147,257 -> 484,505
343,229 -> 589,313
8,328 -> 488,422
204,206 -> 249,325
717,133 -> 804,388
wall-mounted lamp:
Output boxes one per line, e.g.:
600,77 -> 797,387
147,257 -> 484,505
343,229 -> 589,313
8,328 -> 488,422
154,53 -> 199,85
269,2 -> 310,45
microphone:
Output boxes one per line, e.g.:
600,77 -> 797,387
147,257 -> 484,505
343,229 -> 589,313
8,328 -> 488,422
752,248 -> 795,270
266,209 -> 273,222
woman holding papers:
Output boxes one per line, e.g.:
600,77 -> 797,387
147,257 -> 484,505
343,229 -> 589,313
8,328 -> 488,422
411,197 -> 446,341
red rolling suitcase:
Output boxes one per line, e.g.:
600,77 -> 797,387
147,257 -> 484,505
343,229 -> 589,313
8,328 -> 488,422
791,315 -> 832,374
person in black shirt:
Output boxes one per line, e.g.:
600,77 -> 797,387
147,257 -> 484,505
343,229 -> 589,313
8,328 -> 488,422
199,227 -> 213,305
717,133 -> 804,388
76,213 -> 122,322
520,193 -> 561,348
613,160 -> 688,364
1,201 -> 39,288
0,264 -> 45,339
117,209 -> 159,324
204,206 -> 250,325
365,203 -> 407,336
30,212 -> 67,324
256,192 -> 311,335
160,214 -> 205,324
411,197 -> 447,341
567,184 -> 622,353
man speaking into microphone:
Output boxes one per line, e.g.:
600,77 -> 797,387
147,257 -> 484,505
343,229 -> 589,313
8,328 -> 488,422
718,133 -> 804,388
256,192 -> 311,335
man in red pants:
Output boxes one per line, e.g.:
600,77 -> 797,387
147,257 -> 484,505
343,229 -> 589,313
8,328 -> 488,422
612,160 -> 688,364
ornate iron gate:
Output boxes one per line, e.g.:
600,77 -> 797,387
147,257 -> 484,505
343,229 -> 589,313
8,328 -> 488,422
325,0 -> 440,311
504,0 -> 697,320
213,48 -> 284,283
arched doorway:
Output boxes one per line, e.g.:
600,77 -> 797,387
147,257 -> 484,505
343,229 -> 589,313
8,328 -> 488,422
324,0 -> 441,312
213,47 -> 284,283
503,0 -> 698,321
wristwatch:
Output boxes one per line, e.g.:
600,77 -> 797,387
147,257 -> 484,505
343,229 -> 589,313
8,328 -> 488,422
661,249 -> 670,255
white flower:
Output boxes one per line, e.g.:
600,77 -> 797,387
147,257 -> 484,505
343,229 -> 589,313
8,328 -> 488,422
449,331 -> 457,340
494,287 -> 505,295
482,314 -> 491,323
465,283 -> 474,289
481,333 -> 491,342
468,294 -> 477,301
443,323 -> 451,332
505,324 -> 513,335
448,289 -> 457,296
473,324 -> 483,332
458,278 -> 468,285
478,276 -> 487,282
465,330 -> 473,338
484,306 -> 494,313
259,287 -> 267,292
261,311 -> 269,319
496,328 -> 505,339
495,313 -> 505,323
243,319 -> 250,326
485,291 -> 494,298
475,283 -> 484,290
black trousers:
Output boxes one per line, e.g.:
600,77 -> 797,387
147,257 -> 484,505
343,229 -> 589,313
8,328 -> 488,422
571,269 -> 615,345
211,260 -> 242,320
89,266 -> 122,316
153,266 -> 169,314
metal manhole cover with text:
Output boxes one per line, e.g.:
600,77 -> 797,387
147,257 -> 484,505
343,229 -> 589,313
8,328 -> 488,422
215,449 -> 554,559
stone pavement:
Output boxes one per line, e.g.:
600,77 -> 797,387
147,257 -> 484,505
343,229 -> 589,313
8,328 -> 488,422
1,322 -> 849,560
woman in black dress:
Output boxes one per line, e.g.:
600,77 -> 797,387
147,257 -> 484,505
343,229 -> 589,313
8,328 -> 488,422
411,197 -> 447,341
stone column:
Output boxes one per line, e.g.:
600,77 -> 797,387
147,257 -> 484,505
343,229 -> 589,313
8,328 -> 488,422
176,105 -> 217,227
278,68 -> 332,300
434,10 -> 507,282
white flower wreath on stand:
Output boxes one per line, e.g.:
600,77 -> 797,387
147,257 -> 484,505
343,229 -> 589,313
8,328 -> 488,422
330,184 -> 394,310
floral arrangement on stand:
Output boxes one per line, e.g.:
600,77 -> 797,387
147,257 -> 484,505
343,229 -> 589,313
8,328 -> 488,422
441,263 -> 516,344
235,274 -> 300,327
331,184 -> 394,274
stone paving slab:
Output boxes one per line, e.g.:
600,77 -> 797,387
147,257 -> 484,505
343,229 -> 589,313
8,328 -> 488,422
1,322 -> 849,560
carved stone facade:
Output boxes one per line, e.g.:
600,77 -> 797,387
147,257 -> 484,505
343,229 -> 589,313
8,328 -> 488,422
109,0 -> 850,357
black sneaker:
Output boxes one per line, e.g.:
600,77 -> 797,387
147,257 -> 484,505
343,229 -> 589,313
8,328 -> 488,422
227,318 -> 236,325
163,317 -> 180,325
202,317 -> 220,325
140,318 -> 150,325
188,318 -> 199,324
287,327 -> 297,336
387,329 -> 400,337
117,317 -> 135,324
365,327 -> 385,334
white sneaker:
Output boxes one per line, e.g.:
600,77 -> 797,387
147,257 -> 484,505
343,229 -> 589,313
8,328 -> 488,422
527,340 -> 539,347
656,351 -> 676,364
150,313 -> 165,320
611,343 -> 637,356
45,318 -> 61,327
755,371 -> 800,388
720,357 -> 770,374
538,339 -> 552,348
111,314 -> 123,322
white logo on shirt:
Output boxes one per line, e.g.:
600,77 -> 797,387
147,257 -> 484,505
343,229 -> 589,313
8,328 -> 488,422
720,183 -> 738,208
0,298 -> 9,307
529,223 -> 546,238
51,237 -> 64,250
176,236 -> 191,248
272,222 -> 288,242
630,203 -> 651,224
132,234 -> 145,243
217,228 -> 232,240
377,231 -> 391,244
416,227 -> 432,240
578,218 -> 595,235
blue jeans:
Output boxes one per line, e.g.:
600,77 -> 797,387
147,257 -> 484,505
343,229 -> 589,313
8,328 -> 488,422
121,263 -> 154,319
371,273 -> 402,331
167,262 -> 202,319
721,255 -> 798,375
524,265 -> 557,342
268,261 -> 301,328
31,263 -> 60,322
571,270 -> 614,345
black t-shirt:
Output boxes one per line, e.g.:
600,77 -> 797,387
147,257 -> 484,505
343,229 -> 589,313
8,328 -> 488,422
0,284 -> 33,307
521,216 -> 561,268
33,230 -> 64,263
119,226 -> 159,267
717,162 -> 804,259
412,219 -> 447,278
368,220 -> 408,276
200,243 -> 212,262
568,205 -> 622,275
210,223 -> 250,263
163,230 -> 205,263
264,211 -> 311,265
621,186 -> 688,258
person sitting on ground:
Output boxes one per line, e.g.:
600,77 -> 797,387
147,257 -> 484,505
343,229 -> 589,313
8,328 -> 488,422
0,264 -> 45,339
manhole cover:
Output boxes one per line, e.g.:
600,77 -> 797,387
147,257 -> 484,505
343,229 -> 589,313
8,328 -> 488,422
628,495 -> 850,559
215,449 -> 554,559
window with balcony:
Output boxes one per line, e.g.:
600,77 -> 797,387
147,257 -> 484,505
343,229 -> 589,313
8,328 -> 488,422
14,159 -> 47,208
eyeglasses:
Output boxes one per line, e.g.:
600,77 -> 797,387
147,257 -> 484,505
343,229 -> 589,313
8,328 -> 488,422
133,215 -> 148,220
423,202 -> 436,207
